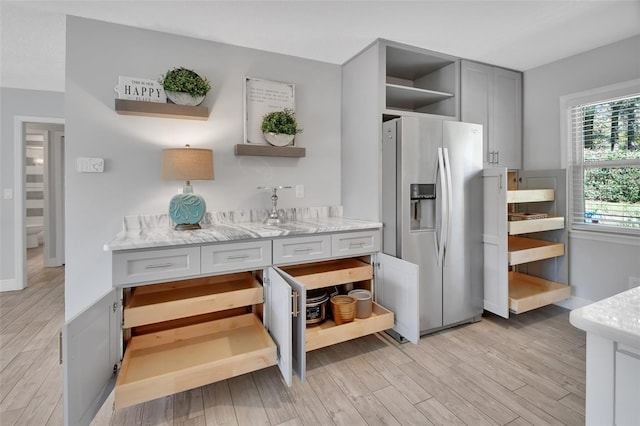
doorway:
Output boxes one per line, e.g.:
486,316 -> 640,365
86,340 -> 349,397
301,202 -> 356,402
12,116 -> 65,291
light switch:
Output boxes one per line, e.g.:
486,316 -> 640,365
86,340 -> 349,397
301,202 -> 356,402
77,157 -> 104,173
3,188 -> 13,199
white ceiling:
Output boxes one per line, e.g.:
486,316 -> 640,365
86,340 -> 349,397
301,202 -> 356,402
2,0 -> 639,92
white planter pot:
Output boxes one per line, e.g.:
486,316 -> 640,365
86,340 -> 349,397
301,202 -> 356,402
264,132 -> 295,147
165,91 -> 205,106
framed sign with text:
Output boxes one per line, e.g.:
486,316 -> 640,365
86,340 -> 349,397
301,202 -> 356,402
244,77 -> 295,145
114,76 -> 166,103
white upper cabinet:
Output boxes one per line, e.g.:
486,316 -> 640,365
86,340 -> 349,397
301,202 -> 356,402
461,60 -> 522,169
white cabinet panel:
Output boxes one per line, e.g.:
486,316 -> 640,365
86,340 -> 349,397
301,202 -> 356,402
201,240 -> 271,274
482,168 -> 509,318
375,252 -> 419,343
273,235 -> 331,265
331,230 -> 380,258
615,346 -> 640,425
63,289 -> 120,426
113,247 -> 200,286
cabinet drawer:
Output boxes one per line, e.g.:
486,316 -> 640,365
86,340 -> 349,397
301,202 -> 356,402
113,247 -> 200,286
306,302 -> 394,352
273,235 -> 331,265
280,258 -> 373,291
124,272 -> 263,328
114,313 -> 276,409
201,240 -> 271,275
331,230 -> 380,257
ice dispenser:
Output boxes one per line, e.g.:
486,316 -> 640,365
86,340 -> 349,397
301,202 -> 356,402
410,184 -> 436,230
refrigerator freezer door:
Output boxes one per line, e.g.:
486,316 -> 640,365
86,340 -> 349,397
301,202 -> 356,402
399,117 -> 444,332
442,121 -> 485,326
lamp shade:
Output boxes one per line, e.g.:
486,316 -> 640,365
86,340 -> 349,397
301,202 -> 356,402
162,146 -> 214,181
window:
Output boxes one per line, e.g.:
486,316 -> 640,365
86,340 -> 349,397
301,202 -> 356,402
569,93 -> 640,233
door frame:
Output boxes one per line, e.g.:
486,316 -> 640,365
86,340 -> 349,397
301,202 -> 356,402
13,115 -> 65,291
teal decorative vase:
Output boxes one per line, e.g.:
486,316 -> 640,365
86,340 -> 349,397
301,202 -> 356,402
169,185 -> 206,230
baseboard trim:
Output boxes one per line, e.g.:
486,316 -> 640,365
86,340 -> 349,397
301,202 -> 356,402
554,296 -> 593,310
0,278 -> 22,292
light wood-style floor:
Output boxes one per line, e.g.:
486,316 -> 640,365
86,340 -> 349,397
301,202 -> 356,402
1,248 -> 586,426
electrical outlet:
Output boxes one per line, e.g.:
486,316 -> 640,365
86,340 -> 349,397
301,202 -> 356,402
295,184 -> 304,198
629,276 -> 640,289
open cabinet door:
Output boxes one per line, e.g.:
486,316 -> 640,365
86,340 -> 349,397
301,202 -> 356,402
63,289 -> 120,426
375,253 -> 419,343
264,267 -> 306,385
482,168 -> 509,318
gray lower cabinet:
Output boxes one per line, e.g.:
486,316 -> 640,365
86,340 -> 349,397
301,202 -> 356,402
63,230 -> 418,426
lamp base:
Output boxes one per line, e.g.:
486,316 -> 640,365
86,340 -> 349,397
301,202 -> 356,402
174,223 -> 202,231
169,184 -> 206,231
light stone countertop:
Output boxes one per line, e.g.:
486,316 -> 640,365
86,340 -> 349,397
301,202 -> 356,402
569,286 -> 640,349
104,206 -> 382,251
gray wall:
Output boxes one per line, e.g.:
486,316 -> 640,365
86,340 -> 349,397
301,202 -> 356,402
64,17 -> 342,319
523,35 -> 640,305
0,88 -> 64,286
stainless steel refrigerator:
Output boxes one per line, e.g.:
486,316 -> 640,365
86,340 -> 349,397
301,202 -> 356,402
382,117 -> 484,336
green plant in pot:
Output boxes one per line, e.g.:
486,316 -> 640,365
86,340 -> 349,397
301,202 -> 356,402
160,67 -> 211,106
261,108 -> 303,146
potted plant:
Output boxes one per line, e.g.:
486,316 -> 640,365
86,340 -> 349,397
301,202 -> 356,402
160,67 -> 211,106
260,108 -> 303,146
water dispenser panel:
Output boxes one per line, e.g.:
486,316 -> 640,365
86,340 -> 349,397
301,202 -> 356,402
410,184 -> 436,200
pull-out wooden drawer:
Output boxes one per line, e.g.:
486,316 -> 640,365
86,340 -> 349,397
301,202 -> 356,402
306,302 -> 394,351
115,313 -> 276,409
124,272 -> 263,328
113,247 -> 200,286
508,236 -> 564,266
201,240 -> 272,275
279,258 -> 373,290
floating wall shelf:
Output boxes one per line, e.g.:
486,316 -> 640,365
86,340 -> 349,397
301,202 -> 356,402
114,99 -> 209,120
234,144 -> 305,158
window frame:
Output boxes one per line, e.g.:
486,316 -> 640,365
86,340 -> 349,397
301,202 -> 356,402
560,79 -> 640,238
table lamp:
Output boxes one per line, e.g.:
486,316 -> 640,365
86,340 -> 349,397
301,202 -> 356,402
162,144 -> 214,230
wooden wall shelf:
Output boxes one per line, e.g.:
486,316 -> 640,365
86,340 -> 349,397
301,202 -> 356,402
115,99 -> 209,120
234,144 -> 306,158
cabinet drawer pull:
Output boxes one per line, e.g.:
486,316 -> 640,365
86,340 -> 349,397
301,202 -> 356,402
144,263 -> 173,269
226,254 -> 250,260
349,242 -> 365,248
293,247 -> 313,253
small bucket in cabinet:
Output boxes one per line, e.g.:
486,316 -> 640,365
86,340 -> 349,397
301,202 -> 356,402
348,289 -> 372,319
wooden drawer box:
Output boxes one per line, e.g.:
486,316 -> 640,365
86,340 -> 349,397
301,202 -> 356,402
113,247 -> 200,286
331,230 -> 380,258
273,235 -> 331,265
279,258 -> 373,291
114,314 -> 276,409
124,272 -> 263,328
508,236 -> 565,266
201,240 -> 271,275
306,302 -> 394,351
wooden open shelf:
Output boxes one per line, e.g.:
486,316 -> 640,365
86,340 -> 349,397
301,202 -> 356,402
305,302 -> 394,352
508,272 -> 571,314
234,144 -> 306,158
124,272 -> 262,328
279,258 -> 373,290
507,189 -> 555,203
508,236 -> 564,266
508,216 -> 565,235
115,313 -> 276,409
115,99 -> 209,120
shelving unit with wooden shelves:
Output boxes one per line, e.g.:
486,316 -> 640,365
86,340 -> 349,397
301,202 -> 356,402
484,170 -> 570,318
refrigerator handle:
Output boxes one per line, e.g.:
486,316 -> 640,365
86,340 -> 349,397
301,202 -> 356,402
443,148 -> 453,260
436,148 -> 447,267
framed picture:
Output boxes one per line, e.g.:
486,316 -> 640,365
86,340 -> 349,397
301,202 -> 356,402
244,77 -> 295,145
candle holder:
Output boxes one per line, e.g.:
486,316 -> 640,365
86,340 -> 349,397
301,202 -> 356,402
257,186 -> 292,225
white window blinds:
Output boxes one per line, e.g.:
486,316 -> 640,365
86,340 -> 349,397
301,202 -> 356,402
569,94 -> 640,231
